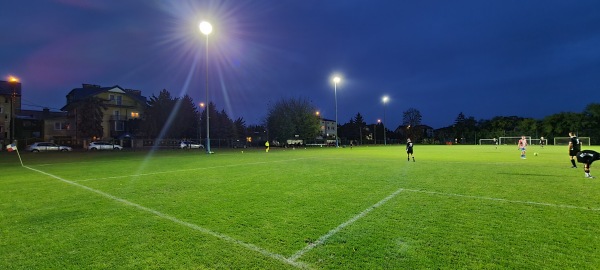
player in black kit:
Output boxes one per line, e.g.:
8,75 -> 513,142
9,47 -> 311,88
406,138 -> 414,162
576,150 -> 600,179
569,132 -> 581,168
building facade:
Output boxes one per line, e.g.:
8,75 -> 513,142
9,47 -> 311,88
61,84 -> 147,142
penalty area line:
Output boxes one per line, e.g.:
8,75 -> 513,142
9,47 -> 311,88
289,187 -> 405,262
23,165 -> 309,269
402,188 -> 600,211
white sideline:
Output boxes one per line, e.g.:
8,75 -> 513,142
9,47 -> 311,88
75,157 -> 315,182
403,188 -> 600,211
23,165 -> 309,269
289,187 -> 405,262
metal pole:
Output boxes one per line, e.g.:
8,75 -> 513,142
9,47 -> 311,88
383,103 -> 387,145
205,35 -> 211,154
334,82 -> 338,148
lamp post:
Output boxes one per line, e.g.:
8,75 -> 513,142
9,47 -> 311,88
8,76 -> 19,144
198,102 -> 205,145
382,96 -> 389,145
376,119 -> 381,145
199,21 -> 213,154
333,76 -> 341,148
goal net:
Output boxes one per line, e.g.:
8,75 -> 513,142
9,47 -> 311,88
553,137 -> 591,146
499,136 -> 531,145
479,139 -> 498,145
531,139 -> 548,146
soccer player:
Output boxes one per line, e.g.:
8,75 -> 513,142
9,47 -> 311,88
265,141 -> 270,153
518,136 -> 528,159
406,138 -> 414,162
568,132 -> 581,168
576,150 -> 599,178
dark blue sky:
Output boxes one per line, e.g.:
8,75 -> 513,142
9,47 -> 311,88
2,0 -> 600,128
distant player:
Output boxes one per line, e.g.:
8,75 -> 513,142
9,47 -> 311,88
518,136 -> 528,159
576,150 -> 600,178
540,136 -> 545,148
265,141 -> 270,153
406,138 -> 415,162
493,138 -> 498,149
568,132 -> 581,168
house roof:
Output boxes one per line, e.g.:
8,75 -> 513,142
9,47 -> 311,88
61,84 -> 147,110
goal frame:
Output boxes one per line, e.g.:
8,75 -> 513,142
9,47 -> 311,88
479,138 -> 498,145
499,136 -> 531,145
553,137 -> 591,146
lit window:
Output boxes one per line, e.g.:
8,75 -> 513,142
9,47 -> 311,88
130,112 -> 139,118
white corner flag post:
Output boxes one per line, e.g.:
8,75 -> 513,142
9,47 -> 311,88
6,143 -> 24,167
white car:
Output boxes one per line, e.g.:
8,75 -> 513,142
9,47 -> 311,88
27,142 -> 72,152
88,141 -> 123,151
180,141 -> 204,149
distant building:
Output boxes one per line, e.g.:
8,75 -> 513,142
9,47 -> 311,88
318,117 -> 336,141
0,80 -> 22,145
61,84 -> 147,142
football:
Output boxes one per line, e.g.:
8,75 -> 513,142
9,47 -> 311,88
534,152 -> 538,156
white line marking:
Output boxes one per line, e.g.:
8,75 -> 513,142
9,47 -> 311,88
289,188 -> 405,262
74,158 -> 315,182
402,188 -> 600,211
23,165 -> 309,269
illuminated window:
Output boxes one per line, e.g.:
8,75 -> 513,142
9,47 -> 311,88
130,112 -> 139,118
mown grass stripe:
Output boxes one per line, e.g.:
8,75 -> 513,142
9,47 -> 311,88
23,165 -> 310,269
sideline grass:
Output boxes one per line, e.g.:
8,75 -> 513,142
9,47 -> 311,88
1,145 -> 599,269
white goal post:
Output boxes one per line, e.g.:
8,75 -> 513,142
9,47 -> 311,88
479,139 -> 499,145
531,138 -> 548,146
553,137 -> 591,146
499,136 -> 531,145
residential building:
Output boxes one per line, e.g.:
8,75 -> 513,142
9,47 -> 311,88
61,84 -> 147,142
0,79 -> 21,145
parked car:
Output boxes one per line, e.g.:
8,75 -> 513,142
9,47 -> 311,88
88,141 -> 123,151
27,142 -> 72,152
180,141 -> 204,149
231,140 -> 247,148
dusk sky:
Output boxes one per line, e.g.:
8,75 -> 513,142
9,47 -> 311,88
2,0 -> 600,129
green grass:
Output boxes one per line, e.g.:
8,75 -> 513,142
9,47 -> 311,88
1,145 -> 600,269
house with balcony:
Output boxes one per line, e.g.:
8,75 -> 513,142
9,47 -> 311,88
61,84 -> 147,143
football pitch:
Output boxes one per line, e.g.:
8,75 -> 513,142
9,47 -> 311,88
1,144 -> 599,269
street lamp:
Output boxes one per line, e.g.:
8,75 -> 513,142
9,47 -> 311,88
198,102 -> 205,145
333,76 -> 341,148
382,95 -> 389,145
8,76 -> 19,144
199,21 -> 213,154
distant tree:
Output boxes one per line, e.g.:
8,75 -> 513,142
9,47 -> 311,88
143,89 -> 176,138
354,113 -> 366,145
75,96 -> 107,139
582,103 -> 600,144
233,117 -> 247,140
265,98 -> 319,144
541,112 -> 583,139
403,108 -> 422,140
173,94 -> 199,139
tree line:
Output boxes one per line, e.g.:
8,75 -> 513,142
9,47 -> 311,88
76,91 -> 600,146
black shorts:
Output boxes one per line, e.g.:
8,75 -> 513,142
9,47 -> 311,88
407,149 -> 413,154
576,155 -> 593,165
570,149 -> 579,156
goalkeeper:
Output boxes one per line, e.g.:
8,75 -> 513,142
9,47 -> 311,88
575,150 -> 600,179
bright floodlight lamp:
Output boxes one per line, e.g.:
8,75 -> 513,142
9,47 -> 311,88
199,21 -> 213,154
199,21 -> 213,35
382,96 -> 389,145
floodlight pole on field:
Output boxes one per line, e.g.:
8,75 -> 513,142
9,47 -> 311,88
200,21 -> 212,154
333,76 -> 341,148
